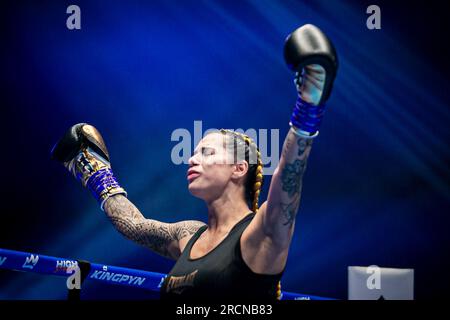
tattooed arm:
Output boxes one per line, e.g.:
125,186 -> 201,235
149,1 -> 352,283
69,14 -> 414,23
263,130 -> 313,242
246,64 -> 326,252
241,130 -> 312,274
242,26 -> 337,274
246,129 -> 312,245
242,65 -> 322,273
104,195 -> 206,260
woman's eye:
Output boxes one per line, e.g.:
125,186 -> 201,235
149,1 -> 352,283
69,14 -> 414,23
202,148 -> 214,156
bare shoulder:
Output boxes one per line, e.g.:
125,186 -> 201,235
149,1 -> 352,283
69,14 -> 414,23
175,220 -> 206,254
104,195 -> 206,260
173,220 -> 206,239
241,202 -> 292,274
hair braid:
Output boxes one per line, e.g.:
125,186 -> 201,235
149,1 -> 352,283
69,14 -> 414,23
252,149 -> 263,213
218,129 -> 263,213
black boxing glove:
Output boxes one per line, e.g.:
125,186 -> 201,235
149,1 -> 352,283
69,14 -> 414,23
284,24 -> 338,138
51,123 -> 127,210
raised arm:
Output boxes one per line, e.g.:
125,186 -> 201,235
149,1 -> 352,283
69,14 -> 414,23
104,195 -> 205,259
243,26 -> 338,274
258,130 -> 313,245
261,25 -> 338,247
51,123 -> 205,260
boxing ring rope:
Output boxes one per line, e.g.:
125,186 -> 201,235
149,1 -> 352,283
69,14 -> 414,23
0,248 -> 332,300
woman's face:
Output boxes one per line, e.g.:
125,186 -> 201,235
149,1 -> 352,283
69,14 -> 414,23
187,132 -> 238,201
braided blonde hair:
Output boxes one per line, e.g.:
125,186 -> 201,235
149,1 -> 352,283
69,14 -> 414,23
218,129 -> 282,300
218,129 -> 263,213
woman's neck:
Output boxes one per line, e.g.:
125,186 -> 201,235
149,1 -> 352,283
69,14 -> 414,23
205,194 -> 250,234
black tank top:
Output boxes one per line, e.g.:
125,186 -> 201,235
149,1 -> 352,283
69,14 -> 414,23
160,212 -> 283,301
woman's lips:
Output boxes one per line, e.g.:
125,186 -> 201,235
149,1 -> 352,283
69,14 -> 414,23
187,172 -> 200,182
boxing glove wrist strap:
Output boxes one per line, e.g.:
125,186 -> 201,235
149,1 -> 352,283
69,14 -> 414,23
289,95 -> 325,138
86,168 -> 127,211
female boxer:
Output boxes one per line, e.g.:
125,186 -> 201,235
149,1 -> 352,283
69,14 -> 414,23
52,25 -> 337,301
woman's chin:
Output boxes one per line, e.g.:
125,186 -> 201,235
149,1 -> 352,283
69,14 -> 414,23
187,183 -> 201,197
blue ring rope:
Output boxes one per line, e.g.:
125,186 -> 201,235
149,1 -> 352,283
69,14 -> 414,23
0,248 -> 333,300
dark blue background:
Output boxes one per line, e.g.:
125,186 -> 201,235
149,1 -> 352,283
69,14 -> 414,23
1,0 -> 449,299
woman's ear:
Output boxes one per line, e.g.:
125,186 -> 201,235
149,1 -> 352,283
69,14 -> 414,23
231,161 -> 249,180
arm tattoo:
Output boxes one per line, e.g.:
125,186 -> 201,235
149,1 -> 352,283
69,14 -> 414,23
279,133 -> 313,226
103,195 -> 205,259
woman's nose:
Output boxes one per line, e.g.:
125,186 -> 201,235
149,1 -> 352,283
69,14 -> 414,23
188,153 -> 201,166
